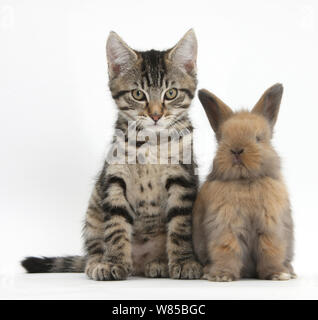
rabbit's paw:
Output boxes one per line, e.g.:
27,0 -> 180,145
268,272 -> 291,281
203,271 -> 236,282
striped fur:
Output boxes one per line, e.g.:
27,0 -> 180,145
21,256 -> 86,273
22,30 -> 202,280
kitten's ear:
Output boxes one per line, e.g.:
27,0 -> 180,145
106,31 -> 138,78
252,83 -> 283,129
168,29 -> 197,74
198,89 -> 233,134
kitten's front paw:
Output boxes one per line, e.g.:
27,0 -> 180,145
203,271 -> 236,282
169,260 -> 202,279
145,260 -> 169,278
85,262 -> 131,281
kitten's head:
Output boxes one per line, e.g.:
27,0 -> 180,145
106,30 -> 197,131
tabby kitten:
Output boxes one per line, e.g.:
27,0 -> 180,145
22,30 -> 202,280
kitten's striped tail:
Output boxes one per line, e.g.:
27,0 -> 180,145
21,256 -> 86,273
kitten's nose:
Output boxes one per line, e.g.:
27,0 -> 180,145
231,149 -> 244,155
150,113 -> 162,123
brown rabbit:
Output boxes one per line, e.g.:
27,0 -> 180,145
193,84 -> 295,281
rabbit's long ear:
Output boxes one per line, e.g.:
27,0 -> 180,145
252,83 -> 283,129
198,89 -> 233,133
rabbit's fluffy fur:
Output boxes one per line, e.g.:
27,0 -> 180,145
193,84 -> 295,281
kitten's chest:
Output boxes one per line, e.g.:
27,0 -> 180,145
127,164 -> 167,236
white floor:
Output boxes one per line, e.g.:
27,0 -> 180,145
1,273 -> 318,300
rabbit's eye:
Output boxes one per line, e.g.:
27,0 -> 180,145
256,136 -> 261,142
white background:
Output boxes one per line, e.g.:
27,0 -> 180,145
1,0 -> 318,299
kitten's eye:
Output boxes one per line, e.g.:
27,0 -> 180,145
132,89 -> 146,101
165,88 -> 178,100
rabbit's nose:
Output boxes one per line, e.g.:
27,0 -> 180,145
231,149 -> 244,155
